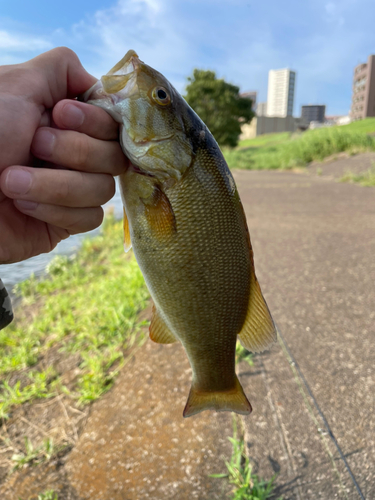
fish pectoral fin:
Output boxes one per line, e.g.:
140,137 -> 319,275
183,376 -> 252,418
142,186 -> 177,242
123,208 -> 132,252
238,273 -> 277,353
149,305 -> 177,344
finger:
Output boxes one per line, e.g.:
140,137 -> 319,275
31,127 -> 128,175
1,166 -> 115,208
14,200 -> 104,235
25,47 -> 97,108
53,100 -> 119,141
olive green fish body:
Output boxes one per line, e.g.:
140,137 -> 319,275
84,51 -> 277,417
120,141 -> 251,396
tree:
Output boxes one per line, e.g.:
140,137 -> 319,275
184,69 -> 255,148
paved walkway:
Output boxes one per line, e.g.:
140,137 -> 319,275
2,166 -> 374,499
235,169 -> 374,499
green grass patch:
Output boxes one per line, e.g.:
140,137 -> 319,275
340,166 -> 375,186
0,213 -> 149,418
212,418 -> 281,499
224,118 -> 375,170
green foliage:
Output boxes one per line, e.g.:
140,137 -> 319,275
11,437 -> 55,470
340,165 -> 375,186
184,69 -> 255,148
235,342 -> 254,367
37,493 -> 58,500
0,213 -> 149,416
212,419 -> 281,500
224,119 -> 375,170
18,490 -> 58,500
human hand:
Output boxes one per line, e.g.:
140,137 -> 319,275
0,47 -> 128,264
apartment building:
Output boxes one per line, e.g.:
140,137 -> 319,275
350,55 -> 375,120
267,69 -> 296,117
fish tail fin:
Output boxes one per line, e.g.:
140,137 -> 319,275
183,376 -> 252,418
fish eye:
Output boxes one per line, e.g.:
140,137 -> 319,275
152,86 -> 171,105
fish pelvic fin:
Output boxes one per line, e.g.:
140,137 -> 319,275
183,376 -> 252,418
123,208 -> 132,252
149,305 -> 177,344
238,272 -> 277,353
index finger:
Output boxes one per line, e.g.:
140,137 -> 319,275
53,100 -> 119,141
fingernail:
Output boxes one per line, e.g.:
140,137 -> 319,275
32,129 -> 55,158
61,104 -> 85,129
6,168 -> 32,195
15,199 -> 38,211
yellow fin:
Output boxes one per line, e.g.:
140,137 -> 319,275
238,273 -> 277,353
123,208 -> 132,252
183,376 -> 252,418
143,186 -> 177,242
149,305 -> 177,344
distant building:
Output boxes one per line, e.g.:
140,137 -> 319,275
240,91 -> 257,111
301,105 -> 326,124
350,55 -> 375,120
256,102 -> 267,116
240,116 -> 308,140
267,68 -> 296,117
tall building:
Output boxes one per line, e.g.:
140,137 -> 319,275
240,91 -> 257,110
256,102 -> 267,116
267,69 -> 296,117
350,55 -> 375,120
301,105 -> 326,124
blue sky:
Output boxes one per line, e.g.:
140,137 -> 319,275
1,0 -> 375,116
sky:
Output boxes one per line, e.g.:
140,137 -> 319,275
1,0 -> 375,116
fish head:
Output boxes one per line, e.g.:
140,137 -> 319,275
82,50 -> 197,183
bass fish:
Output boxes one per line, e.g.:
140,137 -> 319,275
83,51 -> 276,417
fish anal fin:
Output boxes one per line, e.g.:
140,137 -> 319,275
142,186 -> 176,242
149,305 -> 177,344
238,273 -> 277,353
183,376 -> 252,418
123,208 -> 132,252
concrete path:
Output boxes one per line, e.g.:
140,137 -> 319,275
1,166 -> 374,499
234,169 -> 375,499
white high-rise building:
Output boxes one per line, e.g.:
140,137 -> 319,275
267,69 -> 296,117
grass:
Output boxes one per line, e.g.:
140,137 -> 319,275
224,118 -> 375,171
11,436 -> 56,470
235,342 -> 254,367
340,165 -> 375,186
212,418 -> 281,500
18,491 -> 58,500
0,212 -> 150,419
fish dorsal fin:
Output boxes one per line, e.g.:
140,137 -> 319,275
123,208 -> 132,252
149,305 -> 177,344
142,186 -> 177,242
238,273 -> 277,353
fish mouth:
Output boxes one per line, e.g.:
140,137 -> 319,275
100,50 -> 141,99
81,50 -> 141,105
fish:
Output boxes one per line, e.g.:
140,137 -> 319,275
82,50 -> 277,417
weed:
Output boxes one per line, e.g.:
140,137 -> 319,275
37,492 -> 58,500
18,490 -> 58,500
11,437 -> 55,470
212,418 -> 281,500
235,342 -> 254,367
340,166 -> 375,187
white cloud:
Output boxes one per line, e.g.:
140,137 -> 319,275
0,29 -> 52,52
